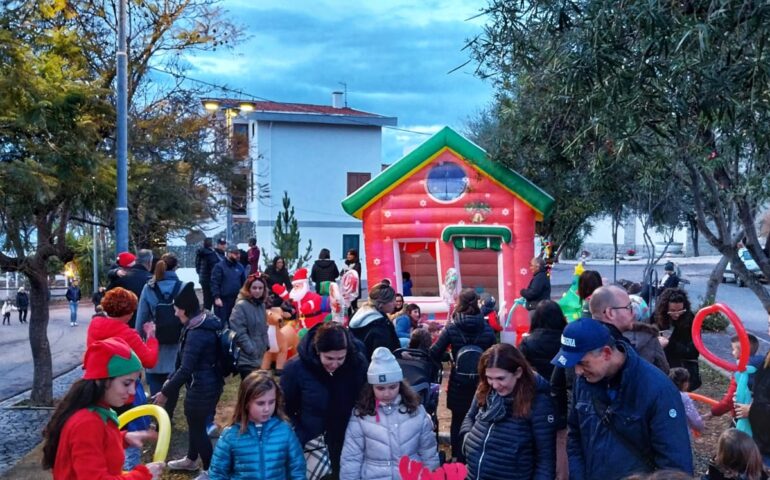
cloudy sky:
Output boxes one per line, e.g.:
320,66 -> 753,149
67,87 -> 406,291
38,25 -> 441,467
183,0 -> 494,162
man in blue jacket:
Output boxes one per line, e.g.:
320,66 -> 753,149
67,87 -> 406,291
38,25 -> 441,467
211,245 -> 245,327
553,318 -> 693,479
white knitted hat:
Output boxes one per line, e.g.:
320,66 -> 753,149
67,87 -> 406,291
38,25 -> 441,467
367,347 -> 403,385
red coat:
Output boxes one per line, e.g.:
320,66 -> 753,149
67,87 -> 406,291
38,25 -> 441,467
87,315 -> 159,368
53,406 -> 152,479
296,291 -> 325,329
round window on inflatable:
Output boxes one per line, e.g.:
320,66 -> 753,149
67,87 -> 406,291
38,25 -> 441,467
426,162 -> 468,202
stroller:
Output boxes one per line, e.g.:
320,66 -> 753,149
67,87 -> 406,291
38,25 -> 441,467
393,348 -> 443,439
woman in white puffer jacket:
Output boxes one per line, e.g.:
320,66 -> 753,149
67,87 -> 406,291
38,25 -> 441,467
340,347 -> 439,480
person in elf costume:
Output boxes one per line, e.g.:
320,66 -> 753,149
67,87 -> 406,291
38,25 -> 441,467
273,268 -> 325,334
42,337 -> 164,479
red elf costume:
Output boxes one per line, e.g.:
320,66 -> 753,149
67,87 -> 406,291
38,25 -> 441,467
52,337 -> 153,479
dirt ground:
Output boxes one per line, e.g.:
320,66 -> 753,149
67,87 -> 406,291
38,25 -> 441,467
1,361 -> 731,479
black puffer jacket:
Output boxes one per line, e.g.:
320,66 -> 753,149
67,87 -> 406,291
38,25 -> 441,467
161,313 -> 224,408
281,324 -> 368,473
520,269 -> 551,307
749,356 -> 770,457
461,375 -> 556,480
348,305 -> 401,358
195,246 -> 224,281
520,328 -> 562,380
429,313 -> 497,410
310,259 -> 339,291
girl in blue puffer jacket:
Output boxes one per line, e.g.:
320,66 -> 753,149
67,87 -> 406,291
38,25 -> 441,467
209,371 -> 305,480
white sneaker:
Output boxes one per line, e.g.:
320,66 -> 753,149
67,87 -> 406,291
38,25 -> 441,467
193,470 -> 210,480
167,456 -> 199,471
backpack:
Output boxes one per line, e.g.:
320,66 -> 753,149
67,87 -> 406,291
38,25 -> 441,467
152,281 -> 183,344
453,329 -> 483,385
216,326 -> 241,377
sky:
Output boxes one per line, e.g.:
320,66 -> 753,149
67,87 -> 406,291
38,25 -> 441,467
182,0 -> 495,163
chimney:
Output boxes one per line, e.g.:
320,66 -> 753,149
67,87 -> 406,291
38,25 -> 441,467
332,91 -> 344,109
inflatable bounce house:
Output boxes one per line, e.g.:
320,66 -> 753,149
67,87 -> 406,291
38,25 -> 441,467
342,127 -> 554,343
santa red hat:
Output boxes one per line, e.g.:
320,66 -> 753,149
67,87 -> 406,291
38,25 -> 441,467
117,252 -> 136,268
293,268 -> 309,282
83,337 -> 141,380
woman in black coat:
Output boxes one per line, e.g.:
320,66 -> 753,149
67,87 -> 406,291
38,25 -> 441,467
348,282 -> 400,358
519,300 -> 567,380
654,288 -> 700,390
265,256 -> 293,293
429,289 -> 496,463
154,282 -> 224,474
461,343 -> 556,480
281,322 -> 368,478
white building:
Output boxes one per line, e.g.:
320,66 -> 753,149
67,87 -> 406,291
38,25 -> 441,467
184,94 -> 397,277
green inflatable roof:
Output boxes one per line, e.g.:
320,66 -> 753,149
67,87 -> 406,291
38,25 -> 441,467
341,126 -> 554,220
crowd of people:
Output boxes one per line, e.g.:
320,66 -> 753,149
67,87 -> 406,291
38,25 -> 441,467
34,248 -> 770,479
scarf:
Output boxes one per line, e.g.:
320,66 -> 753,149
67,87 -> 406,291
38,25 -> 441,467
477,391 -> 510,423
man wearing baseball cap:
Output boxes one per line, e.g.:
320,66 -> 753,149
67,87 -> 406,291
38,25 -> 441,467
553,318 -> 692,479
210,244 -> 245,326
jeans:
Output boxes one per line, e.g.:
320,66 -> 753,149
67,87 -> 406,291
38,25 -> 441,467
185,392 -> 221,470
123,446 -> 141,471
18,308 -> 27,323
200,279 -> 213,311
69,301 -> 78,323
450,405 -> 471,463
214,295 -> 236,327
146,373 -> 179,422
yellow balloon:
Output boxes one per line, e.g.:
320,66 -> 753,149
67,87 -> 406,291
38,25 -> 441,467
118,404 -> 171,462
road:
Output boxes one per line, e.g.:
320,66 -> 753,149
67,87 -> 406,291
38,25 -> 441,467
549,258 -> 770,344
0,302 -> 93,402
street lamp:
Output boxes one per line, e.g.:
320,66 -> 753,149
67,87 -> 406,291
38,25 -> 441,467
203,100 -> 254,244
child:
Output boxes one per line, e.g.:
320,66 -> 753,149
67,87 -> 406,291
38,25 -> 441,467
703,428 -> 768,480
2,300 -> 12,325
402,272 -> 413,297
340,347 -> 439,480
209,370 -> 305,480
41,338 -> 163,479
710,334 -> 763,421
669,367 -> 704,435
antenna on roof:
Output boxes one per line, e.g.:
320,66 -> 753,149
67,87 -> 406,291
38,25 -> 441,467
338,81 -> 348,107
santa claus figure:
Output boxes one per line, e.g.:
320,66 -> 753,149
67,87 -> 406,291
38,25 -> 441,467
281,268 -> 325,330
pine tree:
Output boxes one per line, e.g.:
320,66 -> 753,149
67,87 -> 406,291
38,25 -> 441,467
271,191 -> 313,270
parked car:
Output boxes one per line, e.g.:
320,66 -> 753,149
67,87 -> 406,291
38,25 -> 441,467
723,248 -> 766,287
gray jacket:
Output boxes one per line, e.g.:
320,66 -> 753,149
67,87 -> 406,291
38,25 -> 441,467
623,322 -> 670,374
340,396 -> 439,480
135,271 -> 182,374
229,295 -> 269,369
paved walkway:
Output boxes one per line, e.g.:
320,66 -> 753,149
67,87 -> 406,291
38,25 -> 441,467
0,366 -> 82,476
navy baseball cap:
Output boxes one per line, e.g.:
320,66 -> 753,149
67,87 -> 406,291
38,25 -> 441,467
551,318 -> 612,368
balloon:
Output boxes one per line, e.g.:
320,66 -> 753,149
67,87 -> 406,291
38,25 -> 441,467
735,366 -> 757,435
117,404 -> 171,462
687,392 -> 718,406
692,303 -> 749,372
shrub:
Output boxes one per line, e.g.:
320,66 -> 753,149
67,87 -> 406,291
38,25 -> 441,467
698,300 -> 731,332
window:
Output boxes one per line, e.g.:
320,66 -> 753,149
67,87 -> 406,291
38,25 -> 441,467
231,172 -> 249,216
426,162 -> 468,202
232,123 -> 249,160
347,172 -> 371,195
397,242 -> 440,297
342,234 -> 360,258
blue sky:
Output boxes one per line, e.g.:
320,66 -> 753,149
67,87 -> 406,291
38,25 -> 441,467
183,0 -> 494,162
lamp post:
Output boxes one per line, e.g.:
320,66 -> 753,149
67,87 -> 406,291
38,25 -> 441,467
203,101 -> 254,245
115,0 -> 129,253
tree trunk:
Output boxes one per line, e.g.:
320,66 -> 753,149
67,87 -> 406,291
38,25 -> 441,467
27,265 -> 53,406
703,255 -> 728,305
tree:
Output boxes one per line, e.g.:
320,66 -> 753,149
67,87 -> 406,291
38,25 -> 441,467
0,0 -> 240,404
469,0 -> 770,311
0,15 -> 112,404
271,192 -> 313,271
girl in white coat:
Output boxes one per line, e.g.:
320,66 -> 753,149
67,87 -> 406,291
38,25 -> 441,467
340,347 -> 439,480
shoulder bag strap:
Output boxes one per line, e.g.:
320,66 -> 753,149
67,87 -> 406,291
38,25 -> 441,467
591,396 -> 656,471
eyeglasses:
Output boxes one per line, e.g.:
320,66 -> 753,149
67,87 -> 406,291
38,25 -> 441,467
668,309 -> 686,316
609,302 -> 633,313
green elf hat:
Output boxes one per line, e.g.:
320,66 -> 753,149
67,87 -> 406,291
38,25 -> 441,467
83,337 -> 142,380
